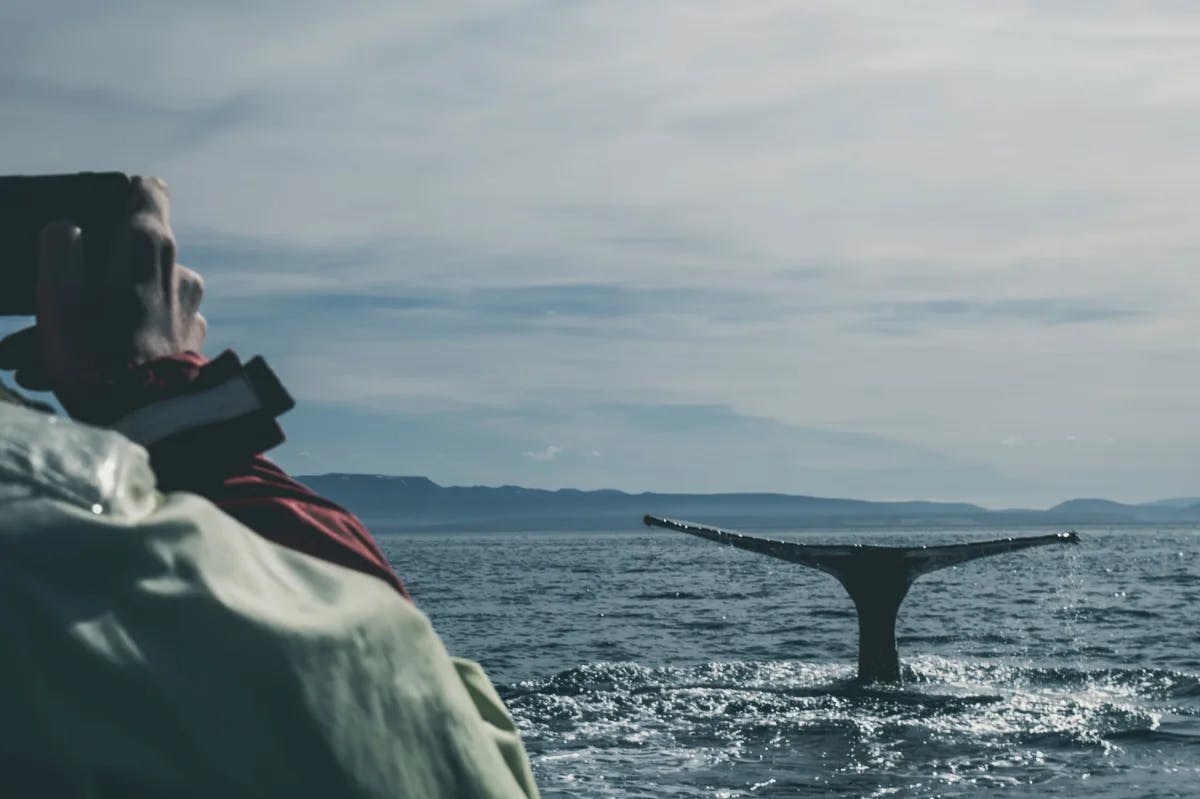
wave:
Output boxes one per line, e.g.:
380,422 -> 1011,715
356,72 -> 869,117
510,658 -> 1200,696
629,590 -> 778,601
1067,606 -> 1164,622
981,662 -> 1200,699
504,658 -> 1198,749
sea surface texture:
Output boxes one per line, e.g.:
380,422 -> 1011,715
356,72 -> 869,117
377,526 -> 1200,798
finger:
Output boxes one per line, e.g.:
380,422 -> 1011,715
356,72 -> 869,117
186,312 -> 208,353
176,264 -> 205,315
111,210 -> 176,300
38,223 -> 88,341
0,326 -> 38,369
36,223 -> 93,385
129,175 -> 171,222
127,221 -> 174,287
103,177 -> 173,300
38,222 -> 86,298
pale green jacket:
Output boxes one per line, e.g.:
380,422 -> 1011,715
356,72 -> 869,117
0,401 -> 539,798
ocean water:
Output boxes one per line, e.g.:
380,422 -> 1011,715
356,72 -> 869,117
376,526 -> 1200,798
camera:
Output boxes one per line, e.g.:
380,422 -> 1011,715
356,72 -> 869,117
0,172 -> 133,315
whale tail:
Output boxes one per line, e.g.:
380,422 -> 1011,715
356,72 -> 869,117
643,515 -> 1078,683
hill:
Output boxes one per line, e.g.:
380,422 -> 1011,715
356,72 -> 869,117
1141,497 -> 1200,509
294,474 -> 1200,532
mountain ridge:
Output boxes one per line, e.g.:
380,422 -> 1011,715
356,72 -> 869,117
295,473 -> 1200,532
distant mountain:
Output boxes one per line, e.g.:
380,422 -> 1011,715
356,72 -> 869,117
1047,498 -> 1130,514
1141,497 -> 1200,509
294,474 -> 1200,532
1042,498 -> 1197,524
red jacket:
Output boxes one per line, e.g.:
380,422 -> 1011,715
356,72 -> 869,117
202,455 -> 407,597
100,350 -> 408,598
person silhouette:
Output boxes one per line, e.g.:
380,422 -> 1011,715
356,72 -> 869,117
0,177 -> 539,798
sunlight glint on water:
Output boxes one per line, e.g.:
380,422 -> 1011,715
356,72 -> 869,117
379,526 -> 1200,798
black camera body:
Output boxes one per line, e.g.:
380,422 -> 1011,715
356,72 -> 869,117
0,172 -> 133,315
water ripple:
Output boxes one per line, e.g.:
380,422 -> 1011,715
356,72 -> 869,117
388,526 -> 1200,797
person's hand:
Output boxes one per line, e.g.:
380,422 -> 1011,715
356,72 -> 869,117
0,176 -> 206,422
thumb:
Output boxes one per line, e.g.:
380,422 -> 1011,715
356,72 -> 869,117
37,221 -> 86,313
35,222 -> 98,389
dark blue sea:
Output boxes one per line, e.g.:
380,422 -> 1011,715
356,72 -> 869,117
377,526 -> 1200,798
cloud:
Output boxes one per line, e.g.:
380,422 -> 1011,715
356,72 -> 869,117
861,297 -> 1145,333
4,1 -> 1200,504
272,398 -> 1036,503
523,445 -> 563,462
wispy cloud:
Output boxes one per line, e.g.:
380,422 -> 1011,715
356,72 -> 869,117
524,445 -> 563,462
274,398 -> 1036,503
4,1 -> 1200,504
862,297 -> 1145,333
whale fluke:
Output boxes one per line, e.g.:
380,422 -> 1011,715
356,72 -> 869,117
643,515 -> 1079,684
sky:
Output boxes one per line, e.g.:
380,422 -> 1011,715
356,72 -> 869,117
2,1 -> 1199,507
